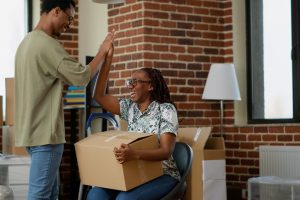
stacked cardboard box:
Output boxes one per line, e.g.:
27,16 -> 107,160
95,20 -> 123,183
2,78 -> 27,156
2,126 -> 28,156
5,78 -> 14,125
178,127 -> 226,200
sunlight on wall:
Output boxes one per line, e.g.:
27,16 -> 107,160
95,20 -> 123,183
0,0 -> 26,119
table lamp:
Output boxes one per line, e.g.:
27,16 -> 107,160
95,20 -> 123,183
202,63 -> 241,137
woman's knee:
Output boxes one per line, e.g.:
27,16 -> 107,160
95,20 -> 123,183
86,187 -> 104,200
116,192 -> 136,200
87,187 -> 118,200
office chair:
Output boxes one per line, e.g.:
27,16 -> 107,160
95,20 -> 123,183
160,142 -> 193,200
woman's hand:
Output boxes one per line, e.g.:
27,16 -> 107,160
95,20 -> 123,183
113,143 -> 137,164
113,133 -> 176,163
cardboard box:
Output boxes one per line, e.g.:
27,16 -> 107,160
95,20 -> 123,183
5,78 -> 14,125
0,96 -> 3,125
203,146 -> 227,200
75,130 -> 163,191
2,125 -> 28,156
177,127 -> 226,200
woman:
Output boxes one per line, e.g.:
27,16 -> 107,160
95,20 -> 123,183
87,46 -> 180,200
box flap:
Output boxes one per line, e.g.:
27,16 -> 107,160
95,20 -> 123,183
75,130 -> 151,148
177,127 -> 212,150
204,137 -> 225,160
205,137 -> 225,149
129,134 -> 159,149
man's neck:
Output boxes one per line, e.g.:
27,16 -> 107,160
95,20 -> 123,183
34,15 -> 55,38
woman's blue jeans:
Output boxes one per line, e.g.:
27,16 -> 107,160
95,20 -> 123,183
26,144 -> 64,200
86,174 -> 178,200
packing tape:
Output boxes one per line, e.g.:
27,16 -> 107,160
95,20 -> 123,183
137,162 -> 147,181
104,133 -> 128,142
193,127 -> 202,142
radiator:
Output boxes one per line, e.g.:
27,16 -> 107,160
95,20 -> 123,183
259,145 -> 300,178
248,146 -> 300,199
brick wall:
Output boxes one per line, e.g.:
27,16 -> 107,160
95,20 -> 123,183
106,0 -> 300,199
108,0 -> 233,124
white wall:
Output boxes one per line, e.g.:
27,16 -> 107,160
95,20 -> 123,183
78,2 -> 109,134
232,0 -> 247,125
79,1 -> 108,64
32,0 -> 40,28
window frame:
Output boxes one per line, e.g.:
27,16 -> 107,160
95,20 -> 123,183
246,0 -> 300,124
27,0 -> 33,32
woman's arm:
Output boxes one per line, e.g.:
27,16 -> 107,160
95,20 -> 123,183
93,45 -> 121,115
114,132 -> 176,163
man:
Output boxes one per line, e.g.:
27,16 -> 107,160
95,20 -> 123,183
14,0 -> 114,199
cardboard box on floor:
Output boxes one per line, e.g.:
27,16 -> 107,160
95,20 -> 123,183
2,125 -> 28,156
177,127 -> 226,200
5,78 -> 14,125
75,130 -> 163,191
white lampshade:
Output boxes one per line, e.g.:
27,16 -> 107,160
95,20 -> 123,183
202,63 -> 241,100
92,0 -> 125,4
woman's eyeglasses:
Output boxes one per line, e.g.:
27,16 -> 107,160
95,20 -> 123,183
125,79 -> 151,88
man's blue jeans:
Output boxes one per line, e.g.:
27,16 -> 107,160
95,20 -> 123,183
86,174 -> 178,200
26,144 -> 64,200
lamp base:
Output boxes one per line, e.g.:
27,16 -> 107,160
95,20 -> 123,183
220,100 -> 224,138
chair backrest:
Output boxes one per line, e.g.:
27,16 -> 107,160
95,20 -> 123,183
173,142 -> 193,182
160,142 -> 193,200
86,112 -> 119,136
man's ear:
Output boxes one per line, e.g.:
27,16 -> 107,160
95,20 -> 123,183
53,7 -> 61,16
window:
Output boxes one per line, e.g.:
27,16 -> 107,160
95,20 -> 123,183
0,0 -> 32,120
247,0 -> 300,123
